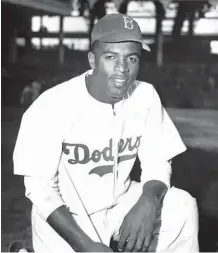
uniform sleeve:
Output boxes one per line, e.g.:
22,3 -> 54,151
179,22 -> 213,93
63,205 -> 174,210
138,86 -> 186,188
13,92 -> 65,220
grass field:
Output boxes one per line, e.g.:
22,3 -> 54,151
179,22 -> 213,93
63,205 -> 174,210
1,106 -> 218,252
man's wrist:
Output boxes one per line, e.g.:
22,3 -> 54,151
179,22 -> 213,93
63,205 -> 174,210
142,180 -> 168,204
47,205 -> 94,252
66,227 -> 95,251
71,236 -> 93,252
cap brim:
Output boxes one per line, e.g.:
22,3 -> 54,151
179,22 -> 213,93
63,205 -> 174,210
142,40 -> 151,52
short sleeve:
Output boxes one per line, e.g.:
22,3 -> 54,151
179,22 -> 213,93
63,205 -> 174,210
13,92 -> 64,179
138,86 -> 186,187
13,92 -> 66,220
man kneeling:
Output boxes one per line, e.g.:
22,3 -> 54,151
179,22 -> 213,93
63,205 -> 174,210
13,13 -> 199,252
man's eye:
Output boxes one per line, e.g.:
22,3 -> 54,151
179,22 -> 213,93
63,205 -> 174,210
129,57 -> 138,63
105,55 -> 116,60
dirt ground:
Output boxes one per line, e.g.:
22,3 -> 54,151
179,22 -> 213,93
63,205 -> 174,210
1,106 -> 218,252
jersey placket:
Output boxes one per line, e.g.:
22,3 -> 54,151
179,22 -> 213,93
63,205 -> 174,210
111,101 -> 126,198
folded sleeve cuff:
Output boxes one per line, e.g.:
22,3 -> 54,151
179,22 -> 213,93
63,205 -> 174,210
24,176 -> 65,220
140,160 -> 172,188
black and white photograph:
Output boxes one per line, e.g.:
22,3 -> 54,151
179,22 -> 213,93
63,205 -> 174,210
1,0 -> 218,252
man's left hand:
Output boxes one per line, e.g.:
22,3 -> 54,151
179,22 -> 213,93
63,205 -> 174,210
118,195 -> 159,252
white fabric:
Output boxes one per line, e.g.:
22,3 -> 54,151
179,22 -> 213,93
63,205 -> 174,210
13,70 -> 191,251
32,185 -> 199,252
14,70 -> 186,220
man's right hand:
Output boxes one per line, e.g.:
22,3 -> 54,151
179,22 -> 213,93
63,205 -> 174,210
85,241 -> 113,252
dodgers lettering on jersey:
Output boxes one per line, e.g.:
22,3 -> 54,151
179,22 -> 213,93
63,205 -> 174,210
62,136 -> 141,177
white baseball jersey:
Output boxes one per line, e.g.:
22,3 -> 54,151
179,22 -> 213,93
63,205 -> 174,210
13,69 -> 186,221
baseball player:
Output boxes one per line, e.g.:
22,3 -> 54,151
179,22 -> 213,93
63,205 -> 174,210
13,13 -> 199,252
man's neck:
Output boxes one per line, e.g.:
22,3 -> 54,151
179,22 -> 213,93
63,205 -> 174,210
85,75 -> 122,105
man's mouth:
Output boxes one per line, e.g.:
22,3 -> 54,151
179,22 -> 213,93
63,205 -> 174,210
112,78 -> 128,87
113,78 -> 126,83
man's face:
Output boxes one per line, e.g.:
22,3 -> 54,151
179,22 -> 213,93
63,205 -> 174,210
89,41 -> 142,104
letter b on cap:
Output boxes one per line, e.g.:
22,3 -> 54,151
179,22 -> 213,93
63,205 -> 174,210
123,16 -> 134,29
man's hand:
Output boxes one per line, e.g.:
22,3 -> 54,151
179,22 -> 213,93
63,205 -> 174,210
85,241 -> 113,252
118,195 -> 159,252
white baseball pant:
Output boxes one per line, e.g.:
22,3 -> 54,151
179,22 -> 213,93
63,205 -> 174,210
32,184 -> 199,252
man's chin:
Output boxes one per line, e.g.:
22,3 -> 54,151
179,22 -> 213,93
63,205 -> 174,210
111,94 -> 125,101
111,90 -> 127,99
106,90 -> 127,103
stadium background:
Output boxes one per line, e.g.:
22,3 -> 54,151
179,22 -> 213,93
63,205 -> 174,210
1,0 -> 218,251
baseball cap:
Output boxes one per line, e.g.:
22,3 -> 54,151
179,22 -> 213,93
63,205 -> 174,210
91,13 -> 150,51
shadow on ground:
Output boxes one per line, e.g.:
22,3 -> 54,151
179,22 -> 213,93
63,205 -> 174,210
2,107 -> 218,252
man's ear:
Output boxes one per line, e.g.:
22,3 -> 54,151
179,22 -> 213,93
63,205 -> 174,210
88,52 -> 95,69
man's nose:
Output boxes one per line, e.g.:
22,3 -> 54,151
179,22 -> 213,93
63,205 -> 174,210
115,59 -> 129,73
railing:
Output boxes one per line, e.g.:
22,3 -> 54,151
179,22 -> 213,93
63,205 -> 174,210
1,0 -> 72,15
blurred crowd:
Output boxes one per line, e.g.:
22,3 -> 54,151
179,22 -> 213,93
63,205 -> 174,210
2,61 -> 218,109
20,80 -> 42,109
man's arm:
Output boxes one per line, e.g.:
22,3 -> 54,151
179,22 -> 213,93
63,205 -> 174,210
13,99 -> 113,252
139,180 -> 167,252
141,180 -> 168,204
118,86 -> 179,252
48,181 -> 167,252
47,205 -> 113,252
23,172 -> 114,253
47,205 -> 92,251
24,175 -> 113,252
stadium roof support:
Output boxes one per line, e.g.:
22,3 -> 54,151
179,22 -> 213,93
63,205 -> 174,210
59,16 -> 65,65
1,0 -> 73,15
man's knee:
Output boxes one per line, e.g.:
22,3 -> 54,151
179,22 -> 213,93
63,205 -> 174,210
164,187 -> 197,209
162,187 -> 199,232
156,187 -> 199,251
